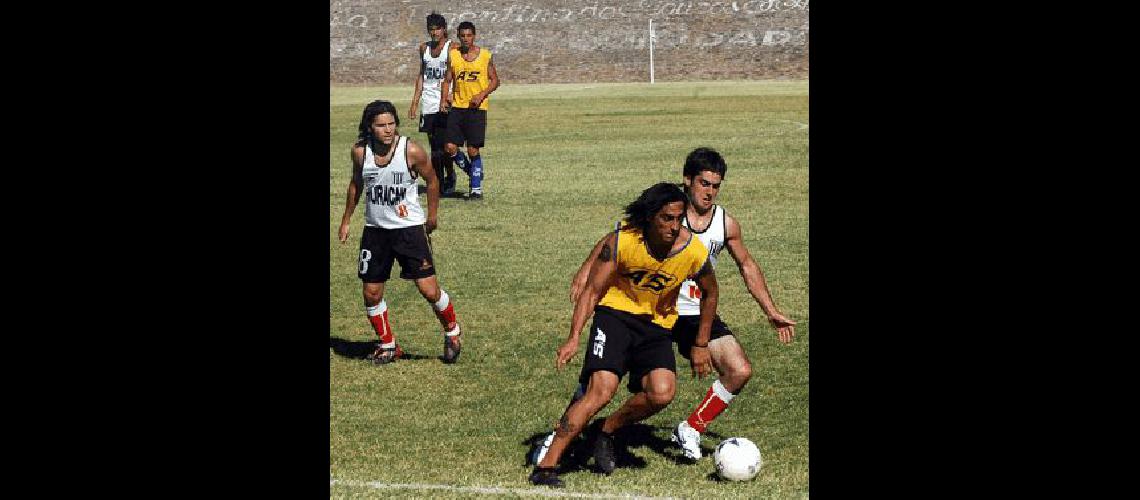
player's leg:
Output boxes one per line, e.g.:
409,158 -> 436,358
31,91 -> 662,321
393,226 -> 463,363
589,368 -> 676,474
537,371 -> 619,468
412,275 -> 463,363
463,110 -> 486,199
465,145 -> 483,199
672,315 -> 745,458
531,382 -> 587,466
531,308 -> 632,486
426,114 -> 456,195
444,111 -> 470,180
591,326 -> 677,474
358,229 -> 401,364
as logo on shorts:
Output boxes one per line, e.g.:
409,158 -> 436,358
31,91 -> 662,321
592,328 -> 606,358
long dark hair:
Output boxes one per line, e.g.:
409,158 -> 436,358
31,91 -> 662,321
622,182 -> 688,234
356,100 -> 400,146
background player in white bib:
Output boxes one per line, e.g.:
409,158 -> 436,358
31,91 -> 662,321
408,12 -> 458,196
568,147 -> 795,461
339,100 -> 464,365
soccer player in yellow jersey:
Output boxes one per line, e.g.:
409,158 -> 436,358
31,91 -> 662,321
556,149 -> 796,463
529,183 -> 720,488
440,21 -> 499,200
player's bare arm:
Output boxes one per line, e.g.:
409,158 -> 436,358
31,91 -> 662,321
558,232 -> 617,369
409,43 -> 427,118
691,261 -> 718,378
407,140 -> 439,233
339,146 -> 366,244
440,65 -> 453,111
724,214 -> 795,344
470,57 -> 500,108
570,234 -> 609,303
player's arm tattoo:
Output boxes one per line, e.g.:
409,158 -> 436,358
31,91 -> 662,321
599,242 -> 613,262
557,414 -> 572,435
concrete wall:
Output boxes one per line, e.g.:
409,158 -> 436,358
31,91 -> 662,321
331,0 -> 808,84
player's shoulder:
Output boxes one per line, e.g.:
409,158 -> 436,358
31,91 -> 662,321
721,208 -> 742,237
351,141 -> 367,162
403,137 -> 427,156
685,228 -> 709,254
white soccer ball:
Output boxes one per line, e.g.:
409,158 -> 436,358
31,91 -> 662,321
713,437 -> 763,481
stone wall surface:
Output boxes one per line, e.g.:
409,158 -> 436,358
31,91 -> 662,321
330,0 -> 808,84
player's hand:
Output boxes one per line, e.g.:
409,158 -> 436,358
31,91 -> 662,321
768,312 -> 796,345
338,222 -> 351,244
556,339 -> 579,369
440,97 -> 450,112
690,346 -> 713,378
426,217 -> 437,234
408,104 -> 418,119
470,94 -> 484,108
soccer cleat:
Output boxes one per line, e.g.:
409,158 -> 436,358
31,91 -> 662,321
465,192 -> 483,201
366,344 -> 403,365
441,326 -> 462,364
672,420 -> 702,460
528,466 -> 564,488
531,431 -> 556,466
592,431 -> 616,475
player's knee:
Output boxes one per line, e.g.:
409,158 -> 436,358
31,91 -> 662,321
419,287 -> 441,303
584,373 -> 619,402
722,358 -> 753,389
362,288 -> 383,305
735,360 -> 753,384
647,389 -> 675,409
645,382 -> 676,409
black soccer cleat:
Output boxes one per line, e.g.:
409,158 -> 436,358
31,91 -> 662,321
441,329 -> 462,364
366,344 -> 402,365
592,430 -> 616,475
465,192 -> 483,201
528,466 -> 564,488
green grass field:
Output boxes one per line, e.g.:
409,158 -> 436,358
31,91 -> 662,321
330,80 -> 808,498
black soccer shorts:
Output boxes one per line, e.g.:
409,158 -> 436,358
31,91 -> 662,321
671,314 -> 735,360
445,108 -> 486,148
579,306 -> 677,394
357,225 -> 436,283
418,112 -> 449,151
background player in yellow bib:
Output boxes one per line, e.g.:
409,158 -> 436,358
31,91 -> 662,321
440,21 -> 499,200
528,183 -> 720,488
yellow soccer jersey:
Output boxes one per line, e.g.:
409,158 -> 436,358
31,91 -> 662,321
448,47 -> 492,110
598,227 -> 709,329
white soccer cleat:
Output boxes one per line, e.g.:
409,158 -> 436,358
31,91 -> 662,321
532,431 -> 555,465
672,421 -> 702,460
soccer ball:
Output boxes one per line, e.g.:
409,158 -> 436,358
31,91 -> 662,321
713,437 -> 762,481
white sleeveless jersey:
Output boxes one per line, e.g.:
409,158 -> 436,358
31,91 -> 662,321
419,40 -> 451,114
362,136 -> 425,229
677,205 -> 727,316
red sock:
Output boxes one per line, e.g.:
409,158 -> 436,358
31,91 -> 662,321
432,290 -> 458,331
686,379 -> 735,433
367,301 -> 396,346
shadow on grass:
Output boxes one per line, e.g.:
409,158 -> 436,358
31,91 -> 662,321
521,422 -> 724,474
328,337 -> 435,361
